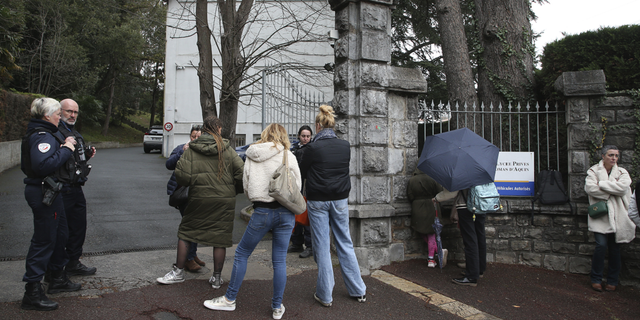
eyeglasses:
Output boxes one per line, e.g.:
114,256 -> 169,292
62,109 -> 79,115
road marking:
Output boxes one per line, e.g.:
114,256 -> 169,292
371,270 -> 501,320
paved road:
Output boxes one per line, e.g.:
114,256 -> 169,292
0,147 -> 251,260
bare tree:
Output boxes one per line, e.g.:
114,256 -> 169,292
170,0 -> 333,145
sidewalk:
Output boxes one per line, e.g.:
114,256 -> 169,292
2,242 -> 639,319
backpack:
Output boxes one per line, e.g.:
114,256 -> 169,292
531,170 -> 573,222
465,182 -> 501,214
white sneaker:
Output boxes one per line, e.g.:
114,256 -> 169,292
203,295 -> 236,311
272,304 -> 285,319
427,260 -> 436,268
441,249 -> 448,268
209,273 -> 224,289
156,264 -> 185,284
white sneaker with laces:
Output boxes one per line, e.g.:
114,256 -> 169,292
156,264 -> 185,284
203,296 -> 236,311
428,260 -> 436,268
272,304 -> 285,319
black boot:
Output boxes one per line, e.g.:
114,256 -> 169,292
66,260 -> 97,276
21,282 -> 59,311
47,270 -> 81,294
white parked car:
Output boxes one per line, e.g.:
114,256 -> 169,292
143,125 -> 163,153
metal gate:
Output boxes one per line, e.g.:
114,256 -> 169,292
418,100 -> 566,173
261,66 -> 326,140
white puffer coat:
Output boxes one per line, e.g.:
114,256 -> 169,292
243,142 -> 301,203
584,161 -> 635,243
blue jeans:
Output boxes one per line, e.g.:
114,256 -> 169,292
591,232 -> 621,286
307,199 -> 366,303
225,206 -> 295,309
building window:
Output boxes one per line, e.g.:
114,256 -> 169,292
235,134 -> 246,146
253,134 -> 261,142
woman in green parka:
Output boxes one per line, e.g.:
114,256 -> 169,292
407,168 -> 445,268
157,115 -> 244,289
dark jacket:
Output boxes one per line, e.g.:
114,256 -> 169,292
299,132 -> 350,201
22,119 -> 73,185
166,143 -> 186,195
407,169 -> 443,234
292,141 -> 308,165
57,122 -> 90,186
174,133 -> 244,247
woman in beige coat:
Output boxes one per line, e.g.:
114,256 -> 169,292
584,145 -> 635,292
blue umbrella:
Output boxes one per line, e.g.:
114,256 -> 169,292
417,128 -> 499,191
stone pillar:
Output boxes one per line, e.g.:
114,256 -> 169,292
554,70 -> 606,201
328,0 -> 428,274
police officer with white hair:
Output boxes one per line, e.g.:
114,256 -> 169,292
20,98 -> 82,311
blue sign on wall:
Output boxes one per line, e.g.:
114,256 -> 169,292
495,181 -> 535,196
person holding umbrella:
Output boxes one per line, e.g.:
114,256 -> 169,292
434,188 -> 485,286
407,168 -> 446,268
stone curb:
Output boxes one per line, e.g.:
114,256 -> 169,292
371,270 -> 501,320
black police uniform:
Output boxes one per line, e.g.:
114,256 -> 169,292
57,121 -> 95,274
21,119 -> 73,283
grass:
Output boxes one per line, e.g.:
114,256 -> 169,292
80,112 -> 157,144
81,122 -> 144,144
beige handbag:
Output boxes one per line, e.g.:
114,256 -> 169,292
268,150 -> 307,215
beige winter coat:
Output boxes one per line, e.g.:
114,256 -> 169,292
243,142 -> 302,203
584,161 -> 635,243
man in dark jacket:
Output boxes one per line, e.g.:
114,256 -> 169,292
57,99 -> 96,276
288,125 -> 313,258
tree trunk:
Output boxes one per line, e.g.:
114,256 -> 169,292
149,62 -> 160,128
436,0 -> 477,106
474,0 -> 535,105
101,75 -> 116,136
217,0 -> 254,146
196,0 -> 217,119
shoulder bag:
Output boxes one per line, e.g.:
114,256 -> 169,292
268,150 -> 307,215
169,185 -> 189,208
588,201 -> 608,219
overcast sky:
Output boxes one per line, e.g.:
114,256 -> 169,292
531,0 -> 640,57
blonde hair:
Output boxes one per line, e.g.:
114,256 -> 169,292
256,123 -> 290,150
315,104 -> 335,129
202,115 -> 225,178
31,98 -> 60,119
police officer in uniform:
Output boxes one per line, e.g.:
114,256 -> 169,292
21,98 -> 82,311
58,99 -> 97,276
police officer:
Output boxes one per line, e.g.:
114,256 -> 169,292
21,98 -> 82,311
58,99 -> 97,276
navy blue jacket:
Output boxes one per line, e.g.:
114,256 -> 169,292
299,136 -> 350,201
166,143 -> 186,195
22,119 -> 74,185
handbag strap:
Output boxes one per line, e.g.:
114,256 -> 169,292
281,147 -> 294,192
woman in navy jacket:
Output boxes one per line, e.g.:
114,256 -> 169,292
21,98 -> 80,311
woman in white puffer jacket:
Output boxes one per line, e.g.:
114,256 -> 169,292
204,123 -> 301,320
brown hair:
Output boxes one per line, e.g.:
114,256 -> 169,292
256,123 -> 290,150
202,115 -> 225,178
315,104 -> 335,129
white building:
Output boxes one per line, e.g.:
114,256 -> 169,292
163,0 -> 335,156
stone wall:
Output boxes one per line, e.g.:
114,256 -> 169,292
391,70 -> 640,287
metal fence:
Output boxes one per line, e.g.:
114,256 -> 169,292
261,67 -> 326,141
418,100 -> 566,173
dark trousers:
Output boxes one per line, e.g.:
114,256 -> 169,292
591,232 -> 621,286
23,185 -> 69,283
178,202 -> 198,260
458,208 -> 486,280
290,223 -> 312,248
62,186 -> 87,261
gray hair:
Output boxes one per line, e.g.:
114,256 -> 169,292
601,145 -> 619,155
30,98 -> 61,119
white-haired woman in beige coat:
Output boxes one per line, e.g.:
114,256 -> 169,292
584,145 -> 635,292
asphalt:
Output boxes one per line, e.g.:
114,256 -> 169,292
2,241 -> 640,320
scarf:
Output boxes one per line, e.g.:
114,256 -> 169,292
312,128 -> 337,142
